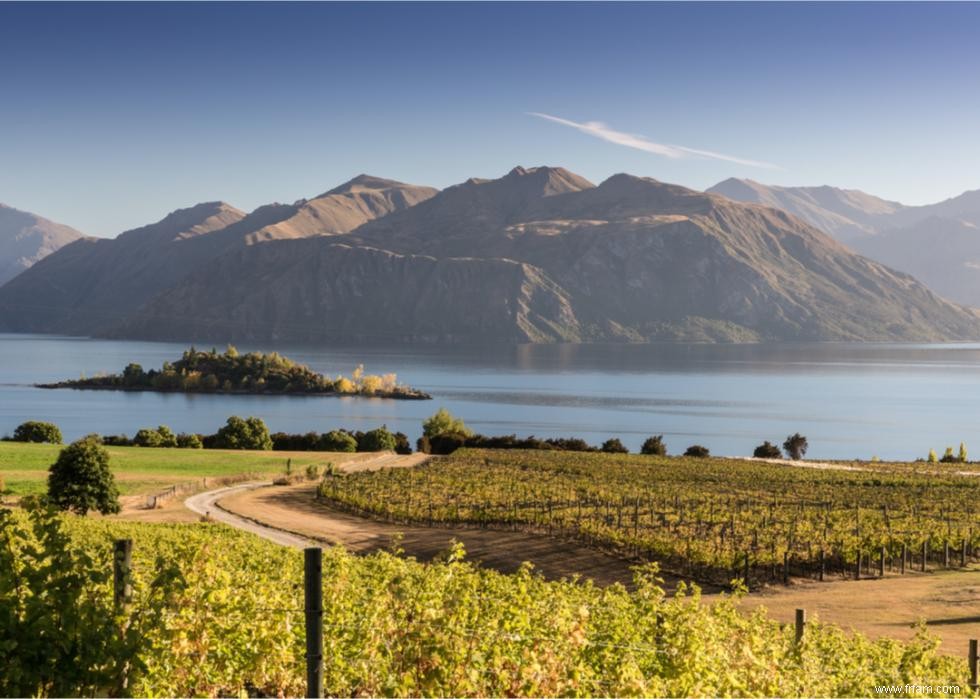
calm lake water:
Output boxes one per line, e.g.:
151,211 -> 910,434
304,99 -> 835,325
2,333 -> 980,460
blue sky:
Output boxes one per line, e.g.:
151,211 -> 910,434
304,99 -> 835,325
3,2 -> 979,236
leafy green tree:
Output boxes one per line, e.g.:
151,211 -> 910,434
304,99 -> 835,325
783,433 -> 809,460
422,408 -> 473,438
959,442 -> 968,463
133,428 -> 163,447
640,435 -> 667,456
753,441 -> 782,458
359,426 -> 397,452
319,430 -> 358,453
176,432 -> 203,449
46,437 -> 120,515
11,421 -> 63,444
684,445 -> 710,458
601,438 -> 629,454
393,431 -> 413,455
212,416 -> 273,450
122,362 -> 144,386
940,446 -> 958,463
928,448 -> 938,463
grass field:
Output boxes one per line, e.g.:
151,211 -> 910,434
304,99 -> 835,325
0,441 -> 348,496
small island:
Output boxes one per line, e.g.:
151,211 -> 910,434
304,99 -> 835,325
37,346 -> 431,400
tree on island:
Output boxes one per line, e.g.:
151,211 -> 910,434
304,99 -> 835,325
47,436 -> 120,515
11,421 -> 63,444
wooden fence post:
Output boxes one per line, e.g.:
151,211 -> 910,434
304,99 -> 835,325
113,539 -> 133,607
969,639 -> 978,692
795,608 -> 806,646
305,547 -> 324,699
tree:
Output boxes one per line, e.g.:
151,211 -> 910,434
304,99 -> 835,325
640,435 -> 667,456
176,432 -> 203,449
121,362 -> 144,386
753,441 -> 782,459
47,437 -> 120,515
428,432 -> 468,455
359,426 -> 397,452
422,408 -> 473,438
940,446 -> 958,463
783,433 -> 808,460
601,438 -> 629,454
684,445 -> 710,458
11,421 -> 63,444
133,428 -> 163,448
959,442 -> 968,463
212,416 -> 272,450
928,448 -> 938,463
319,430 -> 357,453
393,431 -> 413,455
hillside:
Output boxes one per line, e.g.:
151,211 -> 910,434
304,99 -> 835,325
0,177 -> 436,335
108,167 -> 980,344
0,204 -> 85,286
709,178 -> 980,306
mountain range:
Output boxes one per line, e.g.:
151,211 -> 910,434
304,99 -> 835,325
708,179 -> 980,306
2,166 -> 979,344
0,204 -> 85,286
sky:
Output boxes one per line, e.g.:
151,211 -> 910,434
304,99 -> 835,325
2,2 -> 980,237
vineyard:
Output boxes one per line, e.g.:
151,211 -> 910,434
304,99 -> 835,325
1,501 -> 973,697
317,449 -> 980,586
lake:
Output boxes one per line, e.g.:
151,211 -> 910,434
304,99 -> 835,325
2,333 -> 980,460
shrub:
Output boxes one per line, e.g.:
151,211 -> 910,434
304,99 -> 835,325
12,421 -> 63,444
393,431 -> 413,455
46,437 -> 120,515
319,430 -> 358,453
684,445 -> 710,458
940,447 -> 957,463
102,434 -> 132,447
928,449 -> 938,463
422,408 -> 473,438
176,433 -> 203,449
428,432 -> 468,455
211,416 -> 273,450
601,438 -> 629,454
359,426 -> 397,452
305,464 -> 321,480
640,435 -> 667,456
959,442 -> 968,462
783,433 -> 808,460
753,441 -> 782,459
133,428 -> 163,448
417,435 -> 432,454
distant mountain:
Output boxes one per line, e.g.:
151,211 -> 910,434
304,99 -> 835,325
0,176 -> 436,336
0,204 -> 85,286
707,178 -> 905,243
104,166 -> 980,344
708,178 -> 980,307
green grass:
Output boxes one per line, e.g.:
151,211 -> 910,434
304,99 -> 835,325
0,441 -> 339,496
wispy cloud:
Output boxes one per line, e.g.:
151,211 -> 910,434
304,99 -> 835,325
528,112 -> 778,169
